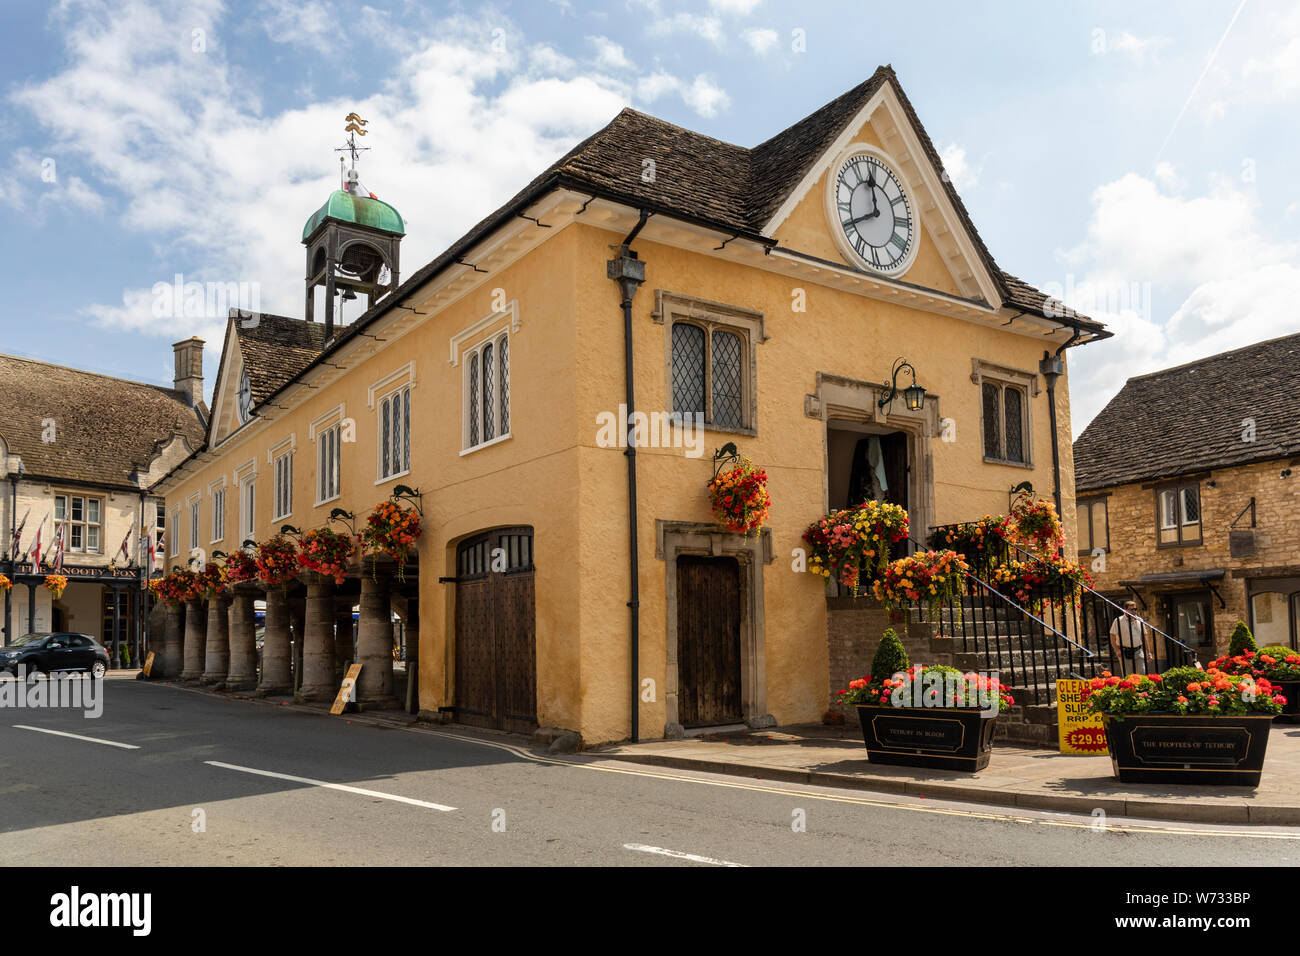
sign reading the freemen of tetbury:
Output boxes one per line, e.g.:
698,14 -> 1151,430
1056,679 -> 1108,754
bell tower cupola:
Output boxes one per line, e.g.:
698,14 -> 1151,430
302,113 -> 404,341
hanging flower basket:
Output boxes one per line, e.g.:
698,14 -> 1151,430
222,548 -> 260,586
172,569 -> 202,603
928,514 -> 1010,576
706,458 -> 770,537
990,553 -> 1091,608
0,574 -> 10,594
297,527 -> 355,585
44,574 -> 68,600
360,500 -> 422,580
871,549 -> 968,618
256,535 -> 300,591
802,500 -> 909,591
1006,492 -> 1064,555
197,562 -> 227,600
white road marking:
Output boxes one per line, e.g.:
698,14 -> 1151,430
13,725 -> 141,750
623,843 -> 747,867
204,760 -> 456,811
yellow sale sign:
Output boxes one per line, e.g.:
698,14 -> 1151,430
1056,679 -> 1108,755
331,663 -> 363,715
142,652 -> 155,677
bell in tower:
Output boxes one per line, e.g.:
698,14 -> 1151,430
302,113 -> 404,340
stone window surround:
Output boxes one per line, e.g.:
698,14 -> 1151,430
1154,480 -> 1203,548
805,370 -> 941,545
655,520 -> 776,738
1077,494 -> 1110,554
970,358 -> 1037,469
652,289 -> 768,438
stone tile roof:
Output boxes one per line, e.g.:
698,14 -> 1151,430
1073,332 -> 1300,492
0,354 -> 206,490
233,312 -> 326,404
252,66 -> 1105,416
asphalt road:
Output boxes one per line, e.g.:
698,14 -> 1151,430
2,677 -> 1299,867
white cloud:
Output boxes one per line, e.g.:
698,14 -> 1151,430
681,75 -> 731,118
633,70 -> 731,118
1061,172 -> 1299,433
709,0 -> 762,13
588,35 -> 634,70
530,43 -> 575,74
742,28 -> 779,55
1243,5 -> 1300,95
11,0 -> 629,382
1108,30 -> 1171,62
939,143 -> 979,191
647,13 -> 725,48
260,0 -> 334,52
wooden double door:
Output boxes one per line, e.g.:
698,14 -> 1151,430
454,528 -> 537,733
677,555 -> 744,727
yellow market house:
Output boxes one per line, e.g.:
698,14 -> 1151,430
151,66 -> 1109,746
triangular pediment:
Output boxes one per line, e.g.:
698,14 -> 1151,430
208,318 -> 249,446
759,78 -> 1003,306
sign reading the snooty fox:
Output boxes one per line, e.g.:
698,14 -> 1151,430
1056,679 -> 1108,755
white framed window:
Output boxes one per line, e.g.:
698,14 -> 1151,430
154,500 -> 166,551
211,487 -> 226,543
379,385 -> 411,480
317,424 -> 341,503
188,496 -> 200,551
273,450 -> 293,520
54,494 -> 102,553
169,507 -> 180,557
1158,483 -> 1201,546
240,474 -> 256,540
462,330 -> 510,452
658,291 -> 764,435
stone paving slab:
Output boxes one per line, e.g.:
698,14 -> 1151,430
594,722 -> 1300,825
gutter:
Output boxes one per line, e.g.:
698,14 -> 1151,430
607,210 -> 650,744
1039,328 -> 1083,542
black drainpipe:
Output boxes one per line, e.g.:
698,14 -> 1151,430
607,210 -> 650,743
1039,328 -> 1083,549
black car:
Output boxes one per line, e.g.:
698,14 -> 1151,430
0,632 -> 110,679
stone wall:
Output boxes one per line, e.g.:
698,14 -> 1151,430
826,595 -> 953,708
1085,457 -> 1300,656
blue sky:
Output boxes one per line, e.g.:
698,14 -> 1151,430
2,0 -> 1297,434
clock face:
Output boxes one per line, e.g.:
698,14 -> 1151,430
237,371 -> 252,424
833,152 -> 914,273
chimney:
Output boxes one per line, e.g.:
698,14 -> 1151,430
172,337 -> 205,407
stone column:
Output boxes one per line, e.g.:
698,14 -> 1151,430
180,598 -> 206,681
201,594 -> 230,685
226,589 -> 258,691
403,597 -> 419,714
334,596 -> 355,678
296,574 -> 337,702
258,588 -> 293,696
355,568 -> 397,708
290,593 -> 306,694
160,600 -> 185,678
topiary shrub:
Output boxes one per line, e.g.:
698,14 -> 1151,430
869,627 -> 910,682
1228,621 -> 1257,656
1159,665 -> 1209,698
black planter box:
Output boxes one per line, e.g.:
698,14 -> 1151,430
1101,713 -> 1273,787
1272,679 -> 1300,722
856,704 -> 998,772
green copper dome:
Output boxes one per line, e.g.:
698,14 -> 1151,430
302,191 -> 405,241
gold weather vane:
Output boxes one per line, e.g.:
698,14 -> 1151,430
336,113 -> 371,169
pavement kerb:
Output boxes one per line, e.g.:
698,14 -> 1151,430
136,679 -> 1300,827
594,751 -> 1297,826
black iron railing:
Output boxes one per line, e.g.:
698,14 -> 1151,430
929,523 -> 1198,679
904,535 -> 1093,706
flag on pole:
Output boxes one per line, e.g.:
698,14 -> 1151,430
52,521 -> 66,572
115,524 -> 132,564
29,512 -> 47,571
146,525 -> 157,575
10,506 -> 30,561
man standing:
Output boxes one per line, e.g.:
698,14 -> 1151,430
1110,600 -> 1155,676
